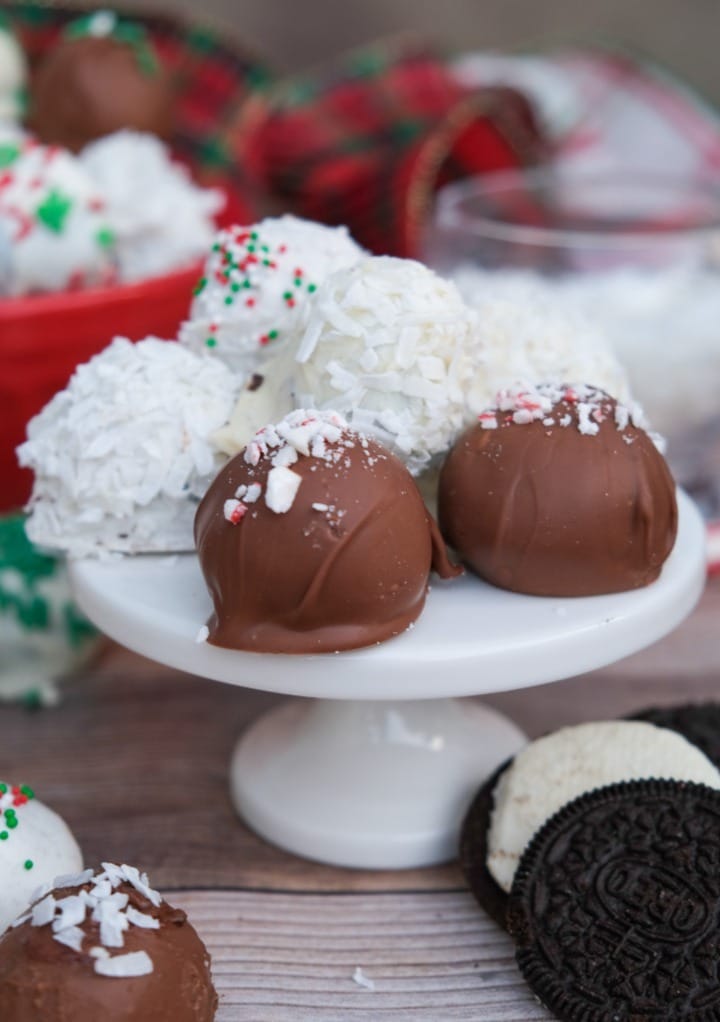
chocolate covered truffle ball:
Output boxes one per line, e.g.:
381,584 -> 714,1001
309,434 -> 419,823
438,382 -> 677,596
195,409 -> 459,654
0,864 -> 217,1022
29,12 -> 173,153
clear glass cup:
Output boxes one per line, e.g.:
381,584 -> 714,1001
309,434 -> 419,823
423,168 -> 720,519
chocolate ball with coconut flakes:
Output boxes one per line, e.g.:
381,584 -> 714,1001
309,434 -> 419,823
438,383 -> 677,597
0,864 -> 217,1022
195,409 -> 460,654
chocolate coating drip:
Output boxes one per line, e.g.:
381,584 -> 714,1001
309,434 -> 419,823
438,390 -> 677,596
0,881 -> 217,1022
30,36 -> 173,152
195,432 -> 459,654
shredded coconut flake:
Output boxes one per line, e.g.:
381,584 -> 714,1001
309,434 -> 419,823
291,256 -> 478,475
29,863 -> 164,975
94,950 -> 154,978
352,967 -> 376,991
18,337 -> 241,557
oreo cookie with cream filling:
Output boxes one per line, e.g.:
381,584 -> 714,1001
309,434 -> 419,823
508,779 -> 720,1022
629,702 -> 720,771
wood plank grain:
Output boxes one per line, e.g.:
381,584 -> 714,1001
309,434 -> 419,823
173,889 -> 551,1021
0,579 -> 717,894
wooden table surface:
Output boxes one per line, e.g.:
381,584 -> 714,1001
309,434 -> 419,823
1,578 -> 719,1020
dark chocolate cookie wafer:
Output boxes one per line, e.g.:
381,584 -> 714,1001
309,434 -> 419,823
508,779 -> 720,1022
459,760 -> 512,929
629,703 -> 720,770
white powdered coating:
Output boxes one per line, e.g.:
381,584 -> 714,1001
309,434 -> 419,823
80,131 -> 223,282
0,793 -> 83,936
487,721 -> 720,893
179,215 -> 364,373
291,256 -> 479,475
0,140 -> 118,296
452,268 -> 631,416
26,863 -> 163,976
452,264 -> 720,438
0,25 -> 27,123
18,337 -> 241,557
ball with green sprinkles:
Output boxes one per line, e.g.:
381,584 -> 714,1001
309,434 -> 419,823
0,138 -> 118,296
179,214 -> 363,375
0,781 -> 83,934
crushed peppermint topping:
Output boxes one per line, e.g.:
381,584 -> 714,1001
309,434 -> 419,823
231,410 -> 349,516
23,863 -> 163,978
477,382 -> 660,443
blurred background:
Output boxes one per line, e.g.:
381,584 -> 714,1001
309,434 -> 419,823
168,0 -> 720,102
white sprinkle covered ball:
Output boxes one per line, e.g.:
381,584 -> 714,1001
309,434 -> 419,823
454,269 -> 631,413
0,139 -> 118,296
179,215 -> 364,374
80,130 -> 223,283
18,337 -> 240,557
0,783 -> 82,935
290,255 -> 479,476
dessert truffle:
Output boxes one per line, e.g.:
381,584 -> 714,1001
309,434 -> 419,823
0,863 -> 217,1022
80,131 -> 223,283
29,11 -> 173,153
485,721 -> 720,894
18,337 -> 240,557
453,273 -> 632,413
0,139 -> 118,296
438,382 -> 678,596
0,16 -> 27,124
0,783 -> 83,935
195,409 -> 459,654
220,255 -> 478,477
179,216 -> 364,374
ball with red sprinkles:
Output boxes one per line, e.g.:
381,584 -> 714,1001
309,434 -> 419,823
0,782 -> 83,936
178,215 -> 363,375
0,138 -> 118,296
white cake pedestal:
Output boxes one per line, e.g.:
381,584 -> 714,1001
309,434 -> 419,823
70,491 -> 706,869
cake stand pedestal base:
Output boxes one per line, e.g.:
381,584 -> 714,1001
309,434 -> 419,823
230,697 -> 526,869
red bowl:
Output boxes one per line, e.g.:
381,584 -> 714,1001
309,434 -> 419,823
1,263 -> 201,512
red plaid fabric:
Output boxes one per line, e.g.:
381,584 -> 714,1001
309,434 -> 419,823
5,1 -> 271,208
233,41 -> 548,256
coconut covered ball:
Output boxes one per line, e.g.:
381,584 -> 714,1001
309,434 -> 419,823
288,256 -> 479,476
454,270 -> 631,414
179,216 -> 364,374
0,15 -> 27,125
0,139 -> 118,296
28,11 -> 174,153
0,783 -> 82,936
18,337 -> 240,557
80,131 -> 223,283
0,864 -> 217,1022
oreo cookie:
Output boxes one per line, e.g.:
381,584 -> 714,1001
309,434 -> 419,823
459,760 -> 511,929
630,703 -> 720,770
507,779 -> 720,1021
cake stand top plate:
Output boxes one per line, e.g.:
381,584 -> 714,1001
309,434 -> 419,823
69,491 -> 705,701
